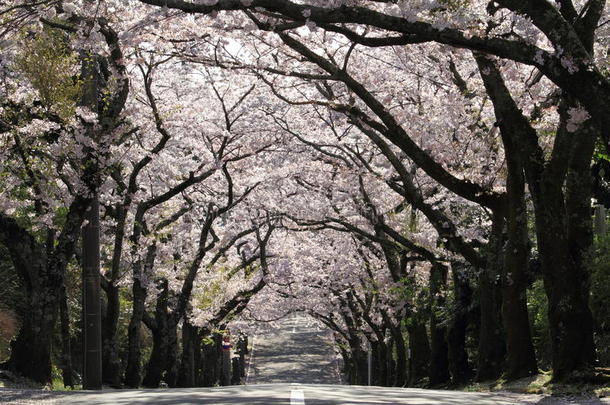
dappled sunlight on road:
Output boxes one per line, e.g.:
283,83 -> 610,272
4,384 -> 585,405
246,313 -> 341,385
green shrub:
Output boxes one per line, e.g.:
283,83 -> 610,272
527,279 -> 552,370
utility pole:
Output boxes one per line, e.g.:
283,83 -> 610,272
80,52 -> 102,390
365,338 -> 372,386
594,204 -> 607,236
82,196 -> 102,390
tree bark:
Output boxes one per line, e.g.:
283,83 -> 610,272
2,249 -> 56,384
59,283 -> 74,388
536,195 -> 596,379
164,324 -> 179,388
476,212 -> 506,381
447,262 -> 473,384
101,282 -> 122,387
407,321 -> 430,386
370,339 -> 384,386
390,322 -> 408,387
3,277 -> 54,383
500,131 -> 538,379
177,320 -> 199,387
429,263 -> 450,385
0,201 -> 89,384
476,53 -> 597,380
142,278 -> 170,388
124,244 -> 156,387
124,277 -> 146,388
200,332 -> 222,387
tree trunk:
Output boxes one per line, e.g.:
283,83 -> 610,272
536,203 -> 596,379
5,284 -> 55,384
337,345 -> 351,384
177,320 -> 198,387
447,262 -> 473,384
164,323 -> 179,388
344,331 -> 366,385
142,279 -> 170,388
371,337 -> 389,386
407,321 -> 430,386
476,212 -> 506,381
124,277 -> 147,387
2,250 -> 58,384
231,357 -> 241,385
429,263 -> 450,385
193,330 -> 204,385
0,222 -> 63,384
475,54 -> 597,380
390,323 -> 408,387
356,346 -> 368,385
142,326 -> 166,388
532,112 -> 596,379
348,345 -> 362,384
560,118 -> 598,377
59,283 -> 74,388
200,332 -> 222,386
200,335 -> 216,386
124,244 -> 156,388
101,283 -> 122,387
501,138 -> 538,379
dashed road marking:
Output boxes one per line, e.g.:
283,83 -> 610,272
290,389 -> 305,405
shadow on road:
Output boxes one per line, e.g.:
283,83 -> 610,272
246,313 -> 341,385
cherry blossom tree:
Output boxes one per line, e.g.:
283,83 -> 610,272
131,0 -> 610,379
1,0 -> 608,387
0,4 -> 129,382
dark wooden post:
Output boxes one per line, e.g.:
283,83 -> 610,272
82,196 -> 102,389
80,49 -> 102,390
595,205 -> 607,235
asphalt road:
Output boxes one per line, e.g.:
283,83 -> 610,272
246,313 -> 342,384
0,384 -> 564,404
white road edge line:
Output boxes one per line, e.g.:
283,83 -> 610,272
245,334 -> 256,384
290,389 -> 305,405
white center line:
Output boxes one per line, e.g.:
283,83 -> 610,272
290,389 -> 305,405
291,314 -> 299,334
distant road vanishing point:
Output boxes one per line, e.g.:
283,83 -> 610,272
245,313 -> 342,385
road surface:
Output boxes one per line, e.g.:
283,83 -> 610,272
3,384 -> 594,404
246,313 -> 342,384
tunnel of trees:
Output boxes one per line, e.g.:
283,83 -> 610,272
0,0 -> 609,390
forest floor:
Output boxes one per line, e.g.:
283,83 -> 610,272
457,370 -> 610,403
